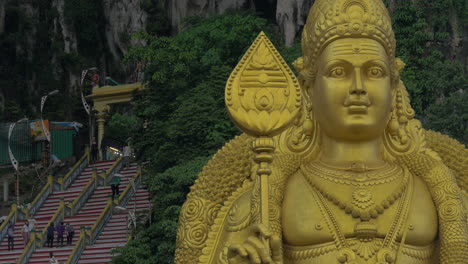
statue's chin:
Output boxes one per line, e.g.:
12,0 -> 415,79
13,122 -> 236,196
320,120 -> 386,142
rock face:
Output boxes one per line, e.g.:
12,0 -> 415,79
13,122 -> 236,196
167,0 -> 314,46
102,0 -> 147,60
0,0 -> 148,118
276,0 -> 314,46
0,0 -> 5,34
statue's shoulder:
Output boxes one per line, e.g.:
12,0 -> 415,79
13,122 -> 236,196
176,134 -> 254,263
423,129 -> 468,193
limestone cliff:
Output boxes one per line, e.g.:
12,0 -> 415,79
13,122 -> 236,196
0,0 -> 148,118
166,0 -> 314,46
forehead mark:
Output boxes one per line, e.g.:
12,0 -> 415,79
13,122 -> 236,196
332,43 -> 382,55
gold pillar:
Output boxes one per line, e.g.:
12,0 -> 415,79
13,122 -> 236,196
94,104 -> 110,161
47,174 -> 54,193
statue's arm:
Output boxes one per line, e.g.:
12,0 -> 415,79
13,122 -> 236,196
426,164 -> 468,264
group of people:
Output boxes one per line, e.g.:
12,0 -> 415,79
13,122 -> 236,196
6,219 -> 37,251
6,220 -> 75,250
46,222 -> 75,247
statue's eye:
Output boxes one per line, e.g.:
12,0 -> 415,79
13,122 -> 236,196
368,67 -> 384,78
329,67 -> 346,78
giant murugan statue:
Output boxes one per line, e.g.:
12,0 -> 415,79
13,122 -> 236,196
175,0 -> 468,263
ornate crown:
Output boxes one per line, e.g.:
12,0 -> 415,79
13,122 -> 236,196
302,0 -> 396,68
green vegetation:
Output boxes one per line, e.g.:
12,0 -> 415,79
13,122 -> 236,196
390,1 -> 467,144
105,113 -> 138,144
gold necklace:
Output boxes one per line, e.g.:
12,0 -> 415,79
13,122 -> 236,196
303,161 -> 401,186
307,167 -> 414,263
301,167 -> 408,221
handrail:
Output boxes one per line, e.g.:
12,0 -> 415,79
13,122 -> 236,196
64,161 -> 136,263
102,157 -> 123,185
87,198 -> 113,244
16,230 -> 36,264
66,171 -> 98,216
62,152 -> 90,190
118,168 -> 142,207
65,227 -> 86,264
0,206 -> 16,242
28,175 -> 54,216
67,158 -> 121,216
38,199 -> 65,246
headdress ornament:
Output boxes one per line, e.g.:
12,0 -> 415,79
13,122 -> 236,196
302,0 -> 396,68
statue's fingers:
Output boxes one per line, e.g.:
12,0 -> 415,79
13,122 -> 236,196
246,236 -> 272,263
252,224 -> 271,239
228,244 -> 248,259
244,243 -> 262,264
270,235 -> 282,262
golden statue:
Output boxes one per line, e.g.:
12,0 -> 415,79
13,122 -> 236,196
175,0 -> 468,263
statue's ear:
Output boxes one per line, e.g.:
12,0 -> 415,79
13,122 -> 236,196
293,56 -> 314,103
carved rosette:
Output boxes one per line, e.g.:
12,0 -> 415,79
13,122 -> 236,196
178,196 -> 221,250
225,32 -> 301,137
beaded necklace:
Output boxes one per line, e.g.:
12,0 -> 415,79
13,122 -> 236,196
301,164 -> 408,221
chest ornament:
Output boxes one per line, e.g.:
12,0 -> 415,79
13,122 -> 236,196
301,163 -> 408,221
302,163 -> 414,263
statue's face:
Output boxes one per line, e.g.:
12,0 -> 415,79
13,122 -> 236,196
311,38 -> 392,141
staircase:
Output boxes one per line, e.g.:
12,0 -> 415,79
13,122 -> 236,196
0,160 -> 114,264
0,160 -> 151,264
25,161 -> 129,264
0,219 -> 28,264
79,188 -> 151,263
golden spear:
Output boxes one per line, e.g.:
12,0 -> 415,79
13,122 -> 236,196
225,32 -> 302,250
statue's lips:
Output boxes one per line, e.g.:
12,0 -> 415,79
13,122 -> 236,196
347,105 -> 368,114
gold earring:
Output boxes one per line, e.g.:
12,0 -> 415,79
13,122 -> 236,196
303,103 -> 314,136
387,113 -> 399,137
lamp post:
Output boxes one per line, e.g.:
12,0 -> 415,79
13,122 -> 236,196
80,67 -> 99,151
8,117 -> 28,204
40,89 -> 59,165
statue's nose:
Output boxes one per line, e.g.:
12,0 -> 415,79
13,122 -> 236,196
350,68 -> 367,95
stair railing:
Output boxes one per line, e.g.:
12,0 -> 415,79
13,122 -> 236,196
64,161 -> 140,264
0,203 -> 17,242
65,169 -> 99,216
61,151 -> 90,191
66,157 -> 121,216
27,174 -> 54,217
27,151 -> 89,217
86,195 -> 114,245
117,167 -> 142,207
37,197 -> 65,247
98,157 -> 123,186
65,226 -> 86,264
16,229 -> 37,264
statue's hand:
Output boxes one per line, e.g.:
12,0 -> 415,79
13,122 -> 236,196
227,224 -> 282,264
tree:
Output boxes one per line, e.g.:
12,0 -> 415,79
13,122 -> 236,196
105,113 -> 138,144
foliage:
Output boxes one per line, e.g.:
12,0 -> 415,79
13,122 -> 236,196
111,156 -> 210,264
391,0 -> 468,115
127,12 -> 273,172
104,113 -> 138,144
424,91 -> 468,144
2,101 -> 25,122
